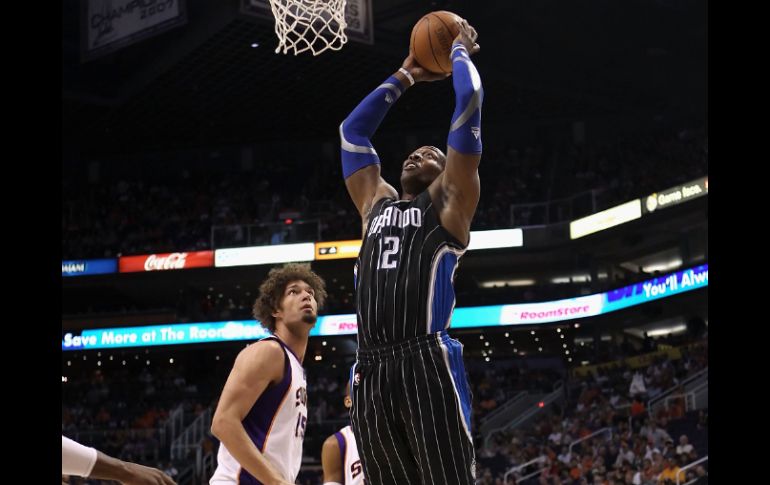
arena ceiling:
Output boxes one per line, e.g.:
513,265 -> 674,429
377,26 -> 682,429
62,0 -> 707,156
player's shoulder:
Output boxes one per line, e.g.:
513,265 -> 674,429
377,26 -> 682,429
246,337 -> 284,354
322,433 -> 342,454
237,338 -> 286,368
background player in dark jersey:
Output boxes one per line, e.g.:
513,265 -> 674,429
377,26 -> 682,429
210,263 -> 326,485
339,18 -> 482,485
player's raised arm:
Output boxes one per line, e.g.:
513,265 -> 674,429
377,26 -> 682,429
439,19 -> 483,245
340,56 -> 449,223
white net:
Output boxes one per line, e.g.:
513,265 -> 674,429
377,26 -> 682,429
268,0 -> 348,56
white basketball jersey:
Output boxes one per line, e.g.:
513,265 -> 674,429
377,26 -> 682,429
211,337 -> 307,485
334,425 -> 365,485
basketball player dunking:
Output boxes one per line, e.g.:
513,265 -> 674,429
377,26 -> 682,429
321,382 -> 365,485
209,263 -> 327,485
339,19 -> 482,485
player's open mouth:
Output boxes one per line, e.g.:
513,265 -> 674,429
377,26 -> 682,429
404,162 -> 418,170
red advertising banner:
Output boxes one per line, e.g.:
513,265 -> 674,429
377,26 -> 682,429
119,251 -> 214,273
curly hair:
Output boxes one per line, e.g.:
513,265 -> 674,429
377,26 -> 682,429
252,263 -> 327,333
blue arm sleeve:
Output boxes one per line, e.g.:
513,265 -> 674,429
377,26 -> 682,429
340,75 -> 405,178
447,43 -> 483,154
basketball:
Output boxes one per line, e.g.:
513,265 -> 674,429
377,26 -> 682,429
410,10 -> 463,74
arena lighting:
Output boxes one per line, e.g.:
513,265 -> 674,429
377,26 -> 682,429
466,228 -> 523,250
284,218 -> 293,225
570,199 -> 642,239
646,324 -> 688,337
538,401 -> 544,408
505,332 -> 509,337
642,259 -> 682,273
552,275 -> 591,284
322,341 -> 327,346
169,358 -> 174,364
215,243 -> 315,267
480,279 -> 535,288
62,376 -> 67,383
315,355 -> 322,361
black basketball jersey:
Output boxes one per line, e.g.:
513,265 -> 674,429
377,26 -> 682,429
354,190 -> 467,349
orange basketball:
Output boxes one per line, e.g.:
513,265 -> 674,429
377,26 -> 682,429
410,10 -> 463,74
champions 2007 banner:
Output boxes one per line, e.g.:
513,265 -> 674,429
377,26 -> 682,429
62,264 -> 707,350
81,0 -> 187,61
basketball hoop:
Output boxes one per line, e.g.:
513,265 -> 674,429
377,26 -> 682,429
268,0 -> 348,56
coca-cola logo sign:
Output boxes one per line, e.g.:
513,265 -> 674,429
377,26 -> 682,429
144,252 -> 188,271
119,250 -> 214,273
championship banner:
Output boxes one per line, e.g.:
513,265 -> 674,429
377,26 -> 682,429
82,0 -> 188,61
119,251 -> 214,273
241,0 -> 373,44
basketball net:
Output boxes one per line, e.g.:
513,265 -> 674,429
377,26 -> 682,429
268,0 -> 348,56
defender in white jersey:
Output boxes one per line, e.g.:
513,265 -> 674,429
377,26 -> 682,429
210,263 -> 327,485
321,383 -> 365,485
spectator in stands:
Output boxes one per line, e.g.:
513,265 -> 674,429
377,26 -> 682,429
661,438 -> 676,459
647,421 -> 672,449
691,465 -> 708,484
614,440 -> 635,468
657,456 -> 684,484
